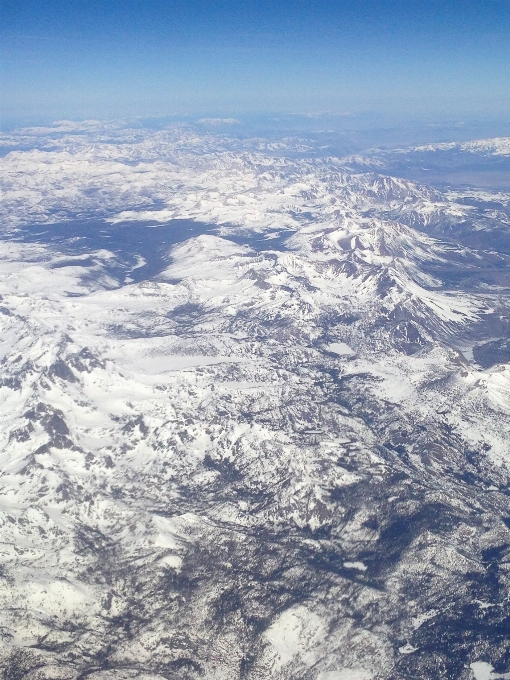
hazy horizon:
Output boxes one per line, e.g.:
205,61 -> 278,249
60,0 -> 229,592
2,0 -> 510,125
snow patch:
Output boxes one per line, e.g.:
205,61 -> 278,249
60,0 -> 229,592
343,561 -> 367,571
327,342 -> 355,356
398,644 -> 418,655
263,605 -> 326,670
411,609 -> 437,629
318,671 -> 373,680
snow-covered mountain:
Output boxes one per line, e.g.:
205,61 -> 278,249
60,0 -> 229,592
0,122 -> 510,680
412,137 -> 510,156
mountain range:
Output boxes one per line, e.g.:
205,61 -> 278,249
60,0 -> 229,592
0,121 -> 510,679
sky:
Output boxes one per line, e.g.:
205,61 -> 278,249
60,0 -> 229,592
1,0 -> 510,125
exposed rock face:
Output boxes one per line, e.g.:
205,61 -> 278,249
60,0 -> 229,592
0,123 -> 510,679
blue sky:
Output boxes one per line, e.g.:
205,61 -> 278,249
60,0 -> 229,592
1,0 -> 510,124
